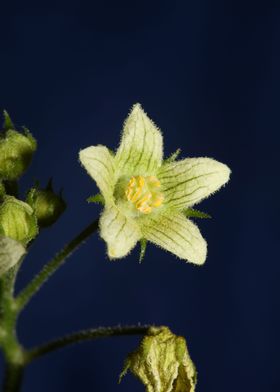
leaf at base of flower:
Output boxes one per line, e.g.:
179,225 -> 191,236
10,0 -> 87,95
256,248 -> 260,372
87,194 -> 105,205
183,208 -> 211,219
139,238 -> 147,263
163,148 -> 181,164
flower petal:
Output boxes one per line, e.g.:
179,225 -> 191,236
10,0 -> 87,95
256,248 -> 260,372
0,235 -> 26,276
141,213 -> 207,264
79,146 -> 116,203
100,205 -> 141,259
115,104 -> 163,176
158,158 -> 230,209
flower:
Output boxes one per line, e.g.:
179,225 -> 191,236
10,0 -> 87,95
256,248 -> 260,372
119,326 -> 197,392
79,104 -> 230,264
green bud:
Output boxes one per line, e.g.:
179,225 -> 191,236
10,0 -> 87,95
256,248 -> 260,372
0,196 -> 38,245
26,181 -> 66,228
0,112 -> 37,180
120,327 -> 197,392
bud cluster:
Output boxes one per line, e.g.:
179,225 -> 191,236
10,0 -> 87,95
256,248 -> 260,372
0,112 -> 66,251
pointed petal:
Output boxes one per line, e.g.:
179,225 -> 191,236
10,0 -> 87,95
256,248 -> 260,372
100,206 -> 141,259
141,213 -> 207,264
0,235 -> 26,276
159,158 -> 230,209
115,104 -> 163,176
79,146 -> 116,203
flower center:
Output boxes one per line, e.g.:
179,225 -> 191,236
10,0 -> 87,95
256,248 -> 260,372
125,175 -> 164,214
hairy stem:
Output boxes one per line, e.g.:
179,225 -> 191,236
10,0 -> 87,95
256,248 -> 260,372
26,325 -> 151,363
2,363 -> 25,392
16,219 -> 99,310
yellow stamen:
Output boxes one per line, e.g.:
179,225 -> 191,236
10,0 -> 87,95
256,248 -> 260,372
151,195 -> 164,207
130,187 -> 143,202
147,176 -> 161,187
125,175 -> 164,214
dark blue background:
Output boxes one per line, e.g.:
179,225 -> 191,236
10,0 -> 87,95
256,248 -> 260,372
0,1 -> 279,391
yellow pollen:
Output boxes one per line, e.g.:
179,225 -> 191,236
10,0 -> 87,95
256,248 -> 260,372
125,175 -> 164,214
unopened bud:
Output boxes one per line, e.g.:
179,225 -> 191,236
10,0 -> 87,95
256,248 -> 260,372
26,181 -> 66,228
0,196 -> 38,245
0,112 -> 36,180
120,327 -> 197,392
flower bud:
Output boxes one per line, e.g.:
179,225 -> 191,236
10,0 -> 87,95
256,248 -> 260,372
26,181 -> 66,228
120,327 -> 197,392
0,196 -> 38,245
0,112 -> 37,180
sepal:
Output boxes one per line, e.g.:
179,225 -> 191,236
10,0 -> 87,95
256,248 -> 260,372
87,194 -> 105,205
183,208 -> 211,219
139,238 -> 147,263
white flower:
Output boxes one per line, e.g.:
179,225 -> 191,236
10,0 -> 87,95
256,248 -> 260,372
79,104 -> 230,265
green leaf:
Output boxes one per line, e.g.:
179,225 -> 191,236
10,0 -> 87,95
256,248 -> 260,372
0,235 -> 26,277
183,208 -> 211,219
87,194 -> 105,205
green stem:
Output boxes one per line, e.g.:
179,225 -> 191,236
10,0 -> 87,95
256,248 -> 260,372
16,219 -> 99,310
2,363 -> 25,392
0,271 -> 27,392
26,325 -> 151,363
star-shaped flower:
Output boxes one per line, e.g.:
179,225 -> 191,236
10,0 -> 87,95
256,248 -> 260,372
79,104 -> 230,265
